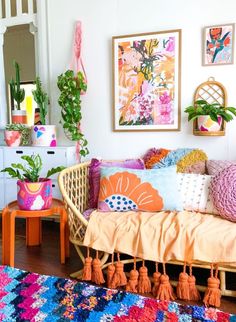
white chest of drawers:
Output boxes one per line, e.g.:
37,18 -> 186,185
0,146 -> 76,209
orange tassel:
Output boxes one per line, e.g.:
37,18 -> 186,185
126,257 -> 139,293
176,263 -> 190,300
188,264 -> 201,301
82,247 -> 92,281
111,253 -> 127,288
203,264 -> 221,308
91,250 -> 105,285
107,253 -> 116,288
138,260 -> 151,294
156,263 -> 176,301
152,262 -> 161,297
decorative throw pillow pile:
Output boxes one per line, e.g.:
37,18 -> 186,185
210,164 -> 236,222
97,166 -> 183,212
88,158 -> 145,208
206,160 -> 235,176
143,147 -> 207,174
177,173 -> 218,215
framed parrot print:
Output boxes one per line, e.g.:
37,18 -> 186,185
203,23 -> 234,66
112,29 -> 181,131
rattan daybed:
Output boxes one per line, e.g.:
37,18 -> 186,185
58,161 -> 236,297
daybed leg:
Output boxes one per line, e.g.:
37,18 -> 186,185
219,270 -> 226,295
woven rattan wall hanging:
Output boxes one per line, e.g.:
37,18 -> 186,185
192,77 -> 227,136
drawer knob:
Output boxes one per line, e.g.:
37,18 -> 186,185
16,150 -> 23,154
47,151 -> 55,155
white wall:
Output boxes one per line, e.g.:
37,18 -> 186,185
46,0 -> 236,160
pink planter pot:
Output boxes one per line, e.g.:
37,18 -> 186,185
4,130 -> 22,146
17,179 -> 52,210
197,115 -> 222,131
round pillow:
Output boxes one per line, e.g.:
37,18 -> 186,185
210,164 -> 236,222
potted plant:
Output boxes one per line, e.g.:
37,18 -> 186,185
184,100 -> 236,132
1,154 -> 65,210
32,77 -> 57,147
9,61 -> 26,124
57,70 -> 89,158
4,123 -> 31,147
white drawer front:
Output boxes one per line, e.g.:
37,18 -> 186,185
0,179 -> 4,208
39,149 -> 67,178
3,148 -> 33,178
0,148 -> 3,178
51,180 -> 62,200
5,178 -> 18,204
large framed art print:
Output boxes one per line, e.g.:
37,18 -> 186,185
112,29 -> 181,131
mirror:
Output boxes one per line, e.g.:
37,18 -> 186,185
3,23 -> 39,124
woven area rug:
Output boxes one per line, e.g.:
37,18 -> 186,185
0,266 -> 235,321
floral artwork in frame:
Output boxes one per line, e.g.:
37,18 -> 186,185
203,23 -> 234,66
112,29 -> 181,131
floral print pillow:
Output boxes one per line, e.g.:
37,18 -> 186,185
97,166 -> 183,212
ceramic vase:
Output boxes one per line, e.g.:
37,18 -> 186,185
4,130 -> 22,147
197,115 -> 222,132
31,125 -> 57,147
12,110 -> 27,124
17,178 -> 52,210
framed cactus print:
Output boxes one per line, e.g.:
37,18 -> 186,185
112,29 -> 181,131
203,23 -> 234,66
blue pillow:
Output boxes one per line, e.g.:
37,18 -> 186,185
98,166 -> 183,212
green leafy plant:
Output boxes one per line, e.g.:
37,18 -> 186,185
9,61 -> 25,110
5,123 -> 31,146
57,70 -> 89,157
185,100 -> 236,122
1,154 -> 65,182
32,77 -> 49,125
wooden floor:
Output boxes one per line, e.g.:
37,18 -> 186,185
1,218 -> 236,314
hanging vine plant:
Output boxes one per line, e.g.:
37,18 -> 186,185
57,70 -> 89,157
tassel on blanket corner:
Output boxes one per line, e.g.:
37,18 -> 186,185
82,247 -> 92,281
126,257 -> 139,293
176,262 -> 190,300
91,250 -> 105,285
152,262 -> 161,297
203,264 -> 221,308
111,253 -> 127,288
188,264 -> 201,301
156,263 -> 176,301
138,260 -> 151,294
107,253 -> 116,288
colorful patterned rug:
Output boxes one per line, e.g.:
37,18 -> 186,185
0,265 -> 235,322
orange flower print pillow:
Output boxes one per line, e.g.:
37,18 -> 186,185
98,166 -> 183,212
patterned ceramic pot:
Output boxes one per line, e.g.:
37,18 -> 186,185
31,125 -> 57,147
17,178 -> 52,210
12,110 -> 27,124
4,130 -> 22,147
197,115 -> 222,131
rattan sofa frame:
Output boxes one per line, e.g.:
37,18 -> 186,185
58,162 -> 236,297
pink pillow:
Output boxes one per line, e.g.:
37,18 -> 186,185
88,158 -> 145,208
210,164 -> 236,222
206,160 -> 236,176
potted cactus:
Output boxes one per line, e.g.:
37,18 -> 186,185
1,154 -> 65,210
9,61 -> 26,124
32,77 -> 57,147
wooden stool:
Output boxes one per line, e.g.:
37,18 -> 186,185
2,198 -> 69,267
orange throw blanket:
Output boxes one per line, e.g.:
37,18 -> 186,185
83,210 -> 236,264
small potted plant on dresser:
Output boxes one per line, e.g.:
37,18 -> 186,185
1,154 -> 65,210
184,99 -> 236,136
57,70 -> 89,158
9,61 -> 26,124
31,77 -> 57,146
4,123 -> 31,147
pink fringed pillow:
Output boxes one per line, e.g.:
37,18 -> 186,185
88,158 -> 145,208
210,164 -> 236,222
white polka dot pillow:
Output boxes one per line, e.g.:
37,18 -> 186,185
97,166 -> 183,212
177,173 -> 218,215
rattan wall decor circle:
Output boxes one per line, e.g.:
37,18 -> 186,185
193,77 -> 227,136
